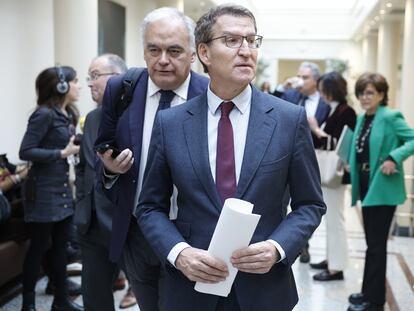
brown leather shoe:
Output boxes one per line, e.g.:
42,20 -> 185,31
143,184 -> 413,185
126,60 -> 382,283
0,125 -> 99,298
119,288 -> 137,309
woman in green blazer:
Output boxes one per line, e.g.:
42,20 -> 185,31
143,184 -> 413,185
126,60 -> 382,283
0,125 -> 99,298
347,73 -> 414,311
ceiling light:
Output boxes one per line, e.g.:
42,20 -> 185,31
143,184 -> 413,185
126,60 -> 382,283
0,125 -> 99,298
386,2 -> 393,8
374,16 -> 380,21
380,9 -> 386,15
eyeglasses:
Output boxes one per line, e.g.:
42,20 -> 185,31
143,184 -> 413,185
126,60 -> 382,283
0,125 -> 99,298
358,90 -> 376,99
86,72 -> 118,82
207,34 -> 263,49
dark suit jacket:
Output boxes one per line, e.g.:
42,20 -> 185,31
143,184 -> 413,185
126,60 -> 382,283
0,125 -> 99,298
19,106 -> 74,222
135,87 -> 326,311
95,69 -> 209,261
281,89 -> 330,126
75,107 -> 114,242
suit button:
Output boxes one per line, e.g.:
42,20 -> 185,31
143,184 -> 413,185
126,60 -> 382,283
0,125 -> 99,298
64,183 -> 68,187
62,193 -> 67,197
132,179 -> 136,183
63,204 -> 68,208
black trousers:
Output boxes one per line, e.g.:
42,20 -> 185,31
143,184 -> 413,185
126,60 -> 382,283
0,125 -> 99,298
80,217 -> 122,311
361,205 -> 396,306
122,219 -> 163,311
23,217 -> 71,303
216,288 -> 241,311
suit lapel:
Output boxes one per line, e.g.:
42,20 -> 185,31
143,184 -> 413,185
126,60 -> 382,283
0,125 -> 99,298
129,71 -> 149,174
183,93 -> 222,211
236,88 -> 277,198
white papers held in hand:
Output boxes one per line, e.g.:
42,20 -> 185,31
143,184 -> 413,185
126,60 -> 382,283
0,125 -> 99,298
194,198 -> 261,297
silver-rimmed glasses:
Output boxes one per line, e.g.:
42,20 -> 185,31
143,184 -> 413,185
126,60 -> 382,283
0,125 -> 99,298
207,34 -> 263,49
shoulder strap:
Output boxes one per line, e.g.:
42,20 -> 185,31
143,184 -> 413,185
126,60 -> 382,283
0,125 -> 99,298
116,67 -> 145,117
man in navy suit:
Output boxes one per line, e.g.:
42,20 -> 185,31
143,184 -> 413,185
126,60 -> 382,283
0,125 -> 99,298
278,61 -> 330,263
135,5 -> 325,311
94,8 -> 209,311
279,62 -> 330,129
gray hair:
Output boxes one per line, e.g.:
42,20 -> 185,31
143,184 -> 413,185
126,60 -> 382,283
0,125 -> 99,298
299,62 -> 321,80
141,7 -> 196,52
93,54 -> 127,73
194,4 -> 257,73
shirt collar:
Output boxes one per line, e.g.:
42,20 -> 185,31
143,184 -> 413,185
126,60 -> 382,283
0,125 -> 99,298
307,91 -> 320,101
207,84 -> 251,115
147,72 -> 191,100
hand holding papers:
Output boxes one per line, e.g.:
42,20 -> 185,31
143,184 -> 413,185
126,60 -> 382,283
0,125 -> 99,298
194,198 -> 261,297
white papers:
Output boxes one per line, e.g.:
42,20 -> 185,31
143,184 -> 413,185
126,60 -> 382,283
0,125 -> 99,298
194,198 -> 261,297
335,125 -> 354,163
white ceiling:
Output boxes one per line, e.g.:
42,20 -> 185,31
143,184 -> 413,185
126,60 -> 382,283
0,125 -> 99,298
185,0 -> 406,41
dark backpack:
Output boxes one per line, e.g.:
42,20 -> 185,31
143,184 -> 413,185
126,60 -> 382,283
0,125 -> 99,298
115,67 -> 145,117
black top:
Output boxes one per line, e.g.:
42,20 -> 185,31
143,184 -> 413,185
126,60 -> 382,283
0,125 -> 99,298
314,102 -> 357,184
356,114 -> 375,164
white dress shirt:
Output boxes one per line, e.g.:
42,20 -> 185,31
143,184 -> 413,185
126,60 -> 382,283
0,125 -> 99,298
167,84 -> 286,266
304,91 -> 320,118
103,73 -> 191,220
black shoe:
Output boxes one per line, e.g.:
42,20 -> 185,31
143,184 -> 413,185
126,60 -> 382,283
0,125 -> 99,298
347,301 -> 383,311
299,247 -> 310,263
46,279 -> 82,296
310,260 -> 328,270
51,298 -> 84,311
349,293 -> 366,305
21,292 -> 36,311
313,270 -> 344,281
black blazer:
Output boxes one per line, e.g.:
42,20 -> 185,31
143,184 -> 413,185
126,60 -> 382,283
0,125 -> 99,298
281,89 -> 330,125
75,107 -> 114,241
19,106 -> 75,222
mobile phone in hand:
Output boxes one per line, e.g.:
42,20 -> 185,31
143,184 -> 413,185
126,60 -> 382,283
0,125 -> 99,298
94,144 -> 121,159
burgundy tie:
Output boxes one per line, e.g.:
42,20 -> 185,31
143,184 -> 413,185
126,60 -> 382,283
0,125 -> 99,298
216,101 -> 236,203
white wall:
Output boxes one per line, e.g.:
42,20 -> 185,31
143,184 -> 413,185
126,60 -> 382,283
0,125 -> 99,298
0,0 -> 55,162
260,38 -> 363,85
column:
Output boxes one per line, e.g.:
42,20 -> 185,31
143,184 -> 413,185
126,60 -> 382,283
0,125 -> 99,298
377,20 -> 400,107
0,0 -> 54,162
362,33 -> 378,72
54,0 -> 98,116
400,0 -> 414,218
400,0 -> 414,126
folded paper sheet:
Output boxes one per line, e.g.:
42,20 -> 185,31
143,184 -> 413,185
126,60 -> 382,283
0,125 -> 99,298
194,198 -> 261,297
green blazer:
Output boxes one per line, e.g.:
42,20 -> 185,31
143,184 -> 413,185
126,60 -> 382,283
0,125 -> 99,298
349,106 -> 414,207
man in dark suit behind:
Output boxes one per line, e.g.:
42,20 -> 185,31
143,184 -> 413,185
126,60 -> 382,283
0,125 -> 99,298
75,54 -> 130,311
280,62 -> 330,127
94,8 -> 209,311
277,61 -> 331,263
135,4 -> 326,311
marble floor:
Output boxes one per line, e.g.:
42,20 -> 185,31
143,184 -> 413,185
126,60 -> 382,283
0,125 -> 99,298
2,190 -> 414,310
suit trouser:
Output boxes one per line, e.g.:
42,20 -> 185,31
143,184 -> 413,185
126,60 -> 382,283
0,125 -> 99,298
361,205 -> 396,306
322,185 -> 348,270
122,219 -> 163,311
80,218 -> 122,311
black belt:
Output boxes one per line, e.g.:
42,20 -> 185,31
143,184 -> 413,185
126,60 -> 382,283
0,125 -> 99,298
358,162 -> 370,172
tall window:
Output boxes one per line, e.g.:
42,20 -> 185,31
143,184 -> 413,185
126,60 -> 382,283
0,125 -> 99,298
98,0 -> 125,58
